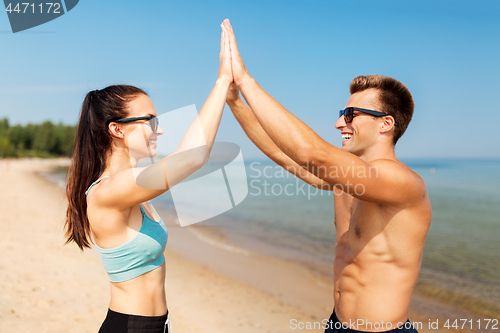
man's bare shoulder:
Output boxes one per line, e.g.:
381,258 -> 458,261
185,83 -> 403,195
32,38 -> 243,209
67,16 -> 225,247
368,158 -> 428,206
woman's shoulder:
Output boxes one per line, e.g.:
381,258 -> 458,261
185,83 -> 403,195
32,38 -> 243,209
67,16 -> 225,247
86,177 -> 129,232
87,167 -> 150,209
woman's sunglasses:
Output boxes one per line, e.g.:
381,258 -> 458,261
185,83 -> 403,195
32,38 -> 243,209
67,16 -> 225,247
110,115 -> 159,132
339,107 -> 398,126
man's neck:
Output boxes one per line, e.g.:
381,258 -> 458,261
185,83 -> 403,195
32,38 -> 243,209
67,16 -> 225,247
358,144 -> 397,163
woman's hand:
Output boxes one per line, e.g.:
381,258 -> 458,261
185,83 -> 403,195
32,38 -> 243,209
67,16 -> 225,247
218,23 -> 233,84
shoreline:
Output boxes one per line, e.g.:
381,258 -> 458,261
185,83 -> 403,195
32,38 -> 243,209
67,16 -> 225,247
2,158 -> 496,332
157,205 -> 334,318
186,217 -> 500,319
157,206 -> 500,325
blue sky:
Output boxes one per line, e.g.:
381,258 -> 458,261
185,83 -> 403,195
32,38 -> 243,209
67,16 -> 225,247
0,0 -> 499,159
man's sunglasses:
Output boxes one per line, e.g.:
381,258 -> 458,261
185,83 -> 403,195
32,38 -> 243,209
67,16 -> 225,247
109,115 -> 159,132
339,107 -> 398,126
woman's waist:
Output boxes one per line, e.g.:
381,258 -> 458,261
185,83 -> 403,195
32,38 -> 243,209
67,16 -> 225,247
109,265 -> 167,316
109,288 -> 167,317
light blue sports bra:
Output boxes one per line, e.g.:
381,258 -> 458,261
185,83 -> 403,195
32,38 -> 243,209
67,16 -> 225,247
85,176 -> 168,283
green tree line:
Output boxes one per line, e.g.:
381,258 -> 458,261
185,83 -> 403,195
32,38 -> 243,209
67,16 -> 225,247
0,118 -> 76,158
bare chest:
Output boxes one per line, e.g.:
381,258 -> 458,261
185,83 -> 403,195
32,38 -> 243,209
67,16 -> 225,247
334,193 -> 386,243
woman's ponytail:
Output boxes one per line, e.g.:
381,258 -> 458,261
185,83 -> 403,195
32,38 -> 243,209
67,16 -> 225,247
64,85 -> 147,250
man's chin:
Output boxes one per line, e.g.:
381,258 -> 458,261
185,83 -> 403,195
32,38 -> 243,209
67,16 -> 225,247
341,144 -> 361,156
341,143 -> 352,153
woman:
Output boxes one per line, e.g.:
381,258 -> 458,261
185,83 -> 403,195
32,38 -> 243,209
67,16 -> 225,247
64,23 -> 232,333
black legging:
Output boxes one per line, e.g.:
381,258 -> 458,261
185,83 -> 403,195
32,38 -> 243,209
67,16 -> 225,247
98,309 -> 170,333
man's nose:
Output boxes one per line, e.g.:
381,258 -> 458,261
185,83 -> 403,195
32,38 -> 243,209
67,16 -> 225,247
335,115 -> 346,130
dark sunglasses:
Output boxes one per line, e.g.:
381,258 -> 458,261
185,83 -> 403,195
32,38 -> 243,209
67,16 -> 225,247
109,115 -> 159,132
339,107 -> 398,126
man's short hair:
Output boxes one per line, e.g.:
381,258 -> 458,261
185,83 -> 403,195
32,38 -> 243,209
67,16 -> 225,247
349,75 -> 414,144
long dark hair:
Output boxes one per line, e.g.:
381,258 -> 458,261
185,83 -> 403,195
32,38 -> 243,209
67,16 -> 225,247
65,85 -> 147,250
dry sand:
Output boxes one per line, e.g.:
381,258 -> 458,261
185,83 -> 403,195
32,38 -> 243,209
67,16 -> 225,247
0,159 -> 325,333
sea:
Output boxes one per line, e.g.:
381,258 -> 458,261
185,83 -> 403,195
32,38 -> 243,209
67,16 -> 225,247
47,158 -> 500,314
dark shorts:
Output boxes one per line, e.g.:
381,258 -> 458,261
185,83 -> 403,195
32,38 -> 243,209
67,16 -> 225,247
324,310 -> 419,333
98,308 -> 170,333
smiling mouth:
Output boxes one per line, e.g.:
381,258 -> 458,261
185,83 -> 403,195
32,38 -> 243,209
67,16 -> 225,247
342,134 -> 352,142
149,140 -> 157,146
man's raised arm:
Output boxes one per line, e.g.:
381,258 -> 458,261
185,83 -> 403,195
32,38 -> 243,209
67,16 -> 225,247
227,84 -> 332,190
223,19 -> 426,206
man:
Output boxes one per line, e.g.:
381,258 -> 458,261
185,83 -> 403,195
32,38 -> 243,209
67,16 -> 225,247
222,19 -> 431,333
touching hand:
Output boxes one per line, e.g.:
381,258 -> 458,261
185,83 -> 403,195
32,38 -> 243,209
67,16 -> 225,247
226,83 -> 241,105
218,22 -> 233,84
223,19 -> 252,88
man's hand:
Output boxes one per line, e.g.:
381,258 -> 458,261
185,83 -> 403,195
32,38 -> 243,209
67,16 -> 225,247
223,19 -> 252,88
218,22 -> 233,84
226,83 -> 241,105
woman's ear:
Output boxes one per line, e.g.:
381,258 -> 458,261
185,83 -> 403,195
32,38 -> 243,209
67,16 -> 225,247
107,122 -> 125,139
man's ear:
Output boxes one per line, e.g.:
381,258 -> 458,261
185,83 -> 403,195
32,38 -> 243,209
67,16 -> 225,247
380,116 -> 396,134
107,122 -> 124,139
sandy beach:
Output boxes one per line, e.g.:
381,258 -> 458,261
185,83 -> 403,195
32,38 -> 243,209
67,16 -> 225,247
0,159 -> 496,333
0,159 -> 328,333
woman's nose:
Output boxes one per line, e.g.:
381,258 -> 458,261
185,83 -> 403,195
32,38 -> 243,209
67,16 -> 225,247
156,124 -> 164,135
